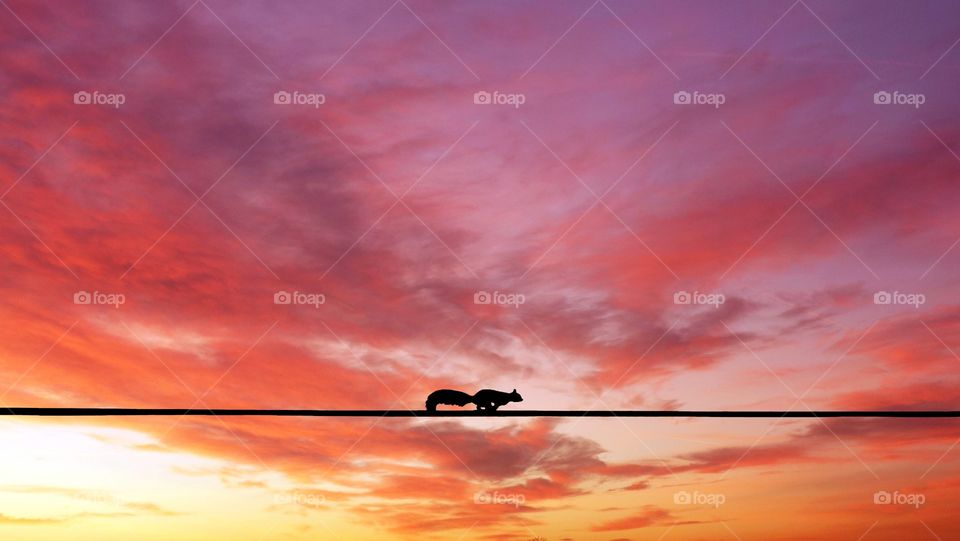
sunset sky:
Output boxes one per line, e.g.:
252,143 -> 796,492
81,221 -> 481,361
2,0 -> 960,539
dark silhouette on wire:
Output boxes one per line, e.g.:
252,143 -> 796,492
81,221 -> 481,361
425,388 -> 523,411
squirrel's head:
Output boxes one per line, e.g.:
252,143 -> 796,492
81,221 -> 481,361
511,389 -> 523,402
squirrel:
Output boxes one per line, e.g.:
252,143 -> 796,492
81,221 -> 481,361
425,388 -> 523,411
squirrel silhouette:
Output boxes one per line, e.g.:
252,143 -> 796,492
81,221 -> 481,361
425,388 -> 523,411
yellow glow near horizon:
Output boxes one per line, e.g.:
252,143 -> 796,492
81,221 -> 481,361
0,420 -> 379,541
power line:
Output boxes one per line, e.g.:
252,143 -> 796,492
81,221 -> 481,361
4,408 -> 960,418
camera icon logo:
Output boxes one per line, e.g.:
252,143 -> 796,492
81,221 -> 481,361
873,91 -> 891,105
673,291 -> 692,304
473,491 -> 492,504
73,291 -> 92,304
473,91 -> 491,105
274,291 -> 292,304
73,91 -> 92,105
673,90 -> 691,105
673,491 -> 691,504
273,91 -> 292,105
474,291 -> 492,304
873,491 -> 891,504
873,291 -> 892,305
